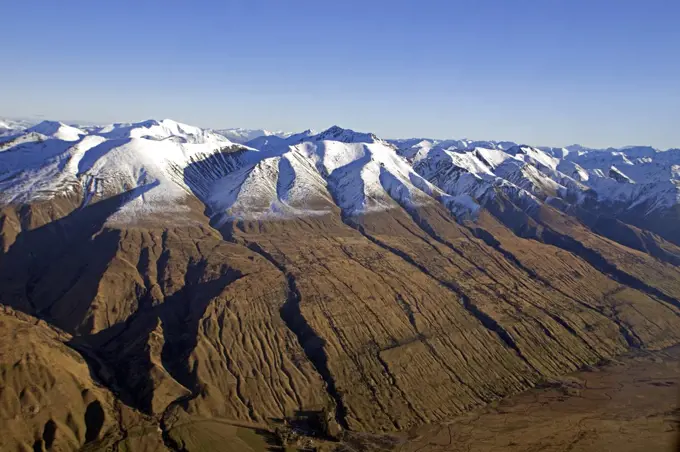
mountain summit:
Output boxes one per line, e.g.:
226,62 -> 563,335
315,125 -> 381,144
26,120 -> 86,141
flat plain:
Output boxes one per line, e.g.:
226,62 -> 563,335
392,346 -> 680,452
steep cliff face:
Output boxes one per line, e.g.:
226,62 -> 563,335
2,121 -> 680,449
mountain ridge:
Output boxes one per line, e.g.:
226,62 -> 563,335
3,116 -> 677,151
1,117 -> 680,451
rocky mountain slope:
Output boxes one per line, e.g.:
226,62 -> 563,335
1,119 -> 680,450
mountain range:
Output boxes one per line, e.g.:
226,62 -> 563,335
1,117 -> 680,451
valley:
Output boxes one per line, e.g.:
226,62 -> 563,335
392,345 -> 680,452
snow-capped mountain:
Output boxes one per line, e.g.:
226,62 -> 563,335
202,125 -> 454,224
400,139 -> 680,245
0,118 -> 38,137
1,118 -> 678,244
244,129 -> 316,151
25,120 -> 87,141
388,138 -> 519,162
213,127 -> 298,144
0,119 -> 237,223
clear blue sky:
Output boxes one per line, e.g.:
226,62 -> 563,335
1,0 -> 678,148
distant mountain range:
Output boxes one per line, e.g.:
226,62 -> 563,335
2,117 -> 676,243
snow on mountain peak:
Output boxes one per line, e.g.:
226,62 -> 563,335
93,118 -> 230,146
315,126 -> 380,144
0,118 -> 242,224
214,127 -> 302,144
201,125 -> 445,222
0,121 -> 14,134
26,120 -> 86,141
1,117 -> 678,232
214,127 -> 276,144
